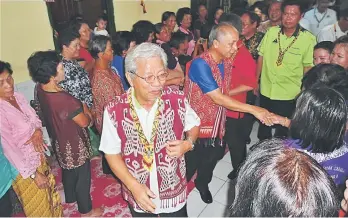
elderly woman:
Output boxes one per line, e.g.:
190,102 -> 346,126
231,138 -> 340,217
27,51 -> 103,217
0,61 -> 62,216
331,35 -> 348,69
58,26 -> 93,119
176,7 -> 195,56
0,137 -> 18,217
162,11 -> 176,33
131,20 -> 155,44
89,35 -> 124,134
286,87 -> 348,186
111,31 -> 136,91
99,43 -> 200,217
155,23 -> 184,88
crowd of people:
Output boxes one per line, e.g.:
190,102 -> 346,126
1,0 -> 348,217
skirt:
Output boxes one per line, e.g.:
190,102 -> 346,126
12,157 -> 63,217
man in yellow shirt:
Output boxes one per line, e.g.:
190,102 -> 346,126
256,0 -> 316,140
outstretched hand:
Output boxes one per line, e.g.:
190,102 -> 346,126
252,106 -> 273,126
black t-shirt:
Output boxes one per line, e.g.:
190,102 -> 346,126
193,19 -> 212,39
158,42 -> 177,70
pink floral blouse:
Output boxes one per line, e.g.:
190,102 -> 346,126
0,92 -> 42,179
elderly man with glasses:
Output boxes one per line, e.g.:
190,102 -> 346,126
99,42 -> 200,217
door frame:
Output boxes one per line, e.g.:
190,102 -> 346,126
46,0 -> 116,51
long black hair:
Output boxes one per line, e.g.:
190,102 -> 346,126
290,86 -> 347,153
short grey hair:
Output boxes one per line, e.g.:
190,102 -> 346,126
218,13 -> 242,33
125,42 -> 168,76
208,22 -> 236,47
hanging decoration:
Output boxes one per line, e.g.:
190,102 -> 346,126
140,0 -> 147,14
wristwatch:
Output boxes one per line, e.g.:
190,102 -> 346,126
30,173 -> 36,179
187,137 -> 195,151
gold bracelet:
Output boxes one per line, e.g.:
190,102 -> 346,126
282,117 -> 289,127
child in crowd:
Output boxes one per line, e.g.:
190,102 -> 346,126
94,15 -> 109,36
313,41 -> 334,65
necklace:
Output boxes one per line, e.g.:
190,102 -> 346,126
276,28 -> 300,66
128,89 -> 162,172
314,7 -> 328,28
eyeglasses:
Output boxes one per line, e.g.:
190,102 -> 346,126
130,71 -> 169,84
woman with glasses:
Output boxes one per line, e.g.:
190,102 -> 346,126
0,61 -> 63,217
99,43 -> 200,217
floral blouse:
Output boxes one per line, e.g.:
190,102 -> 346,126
0,92 -> 42,179
59,58 -> 93,108
241,32 -> 265,61
91,69 -> 124,133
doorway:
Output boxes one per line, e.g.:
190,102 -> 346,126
46,0 -> 116,50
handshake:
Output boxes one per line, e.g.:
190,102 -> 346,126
253,106 -> 291,128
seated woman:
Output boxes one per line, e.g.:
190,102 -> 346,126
0,137 -> 18,217
287,87 -> 348,186
111,31 -> 136,90
0,61 -> 62,217
230,138 -> 339,217
155,23 -> 184,88
331,35 -> 348,69
89,35 -> 125,134
27,51 -> 103,217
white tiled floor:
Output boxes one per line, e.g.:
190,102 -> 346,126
187,122 -> 260,217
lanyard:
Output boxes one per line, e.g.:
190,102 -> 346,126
314,8 -> 328,28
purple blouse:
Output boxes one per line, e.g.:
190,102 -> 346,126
286,139 -> 348,185
0,92 -> 42,179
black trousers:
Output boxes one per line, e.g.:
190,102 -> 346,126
224,117 -> 247,171
128,204 -> 188,217
62,160 -> 92,214
0,189 -> 12,217
243,91 -> 257,142
185,138 -> 225,190
257,94 -> 295,140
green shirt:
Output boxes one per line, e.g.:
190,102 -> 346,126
258,26 -> 316,100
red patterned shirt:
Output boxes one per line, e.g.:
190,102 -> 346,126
91,68 -> 124,133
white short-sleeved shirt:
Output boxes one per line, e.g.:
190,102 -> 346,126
99,90 -> 200,214
300,7 -> 337,37
317,22 -> 348,42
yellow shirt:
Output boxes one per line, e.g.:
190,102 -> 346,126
258,26 -> 316,100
